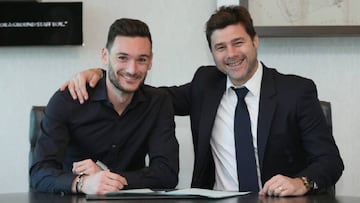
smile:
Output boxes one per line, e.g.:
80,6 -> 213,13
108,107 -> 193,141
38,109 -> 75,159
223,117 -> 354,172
225,58 -> 244,68
119,72 -> 142,82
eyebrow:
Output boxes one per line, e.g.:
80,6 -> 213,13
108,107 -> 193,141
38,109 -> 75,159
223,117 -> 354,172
116,52 -> 151,58
213,37 -> 245,47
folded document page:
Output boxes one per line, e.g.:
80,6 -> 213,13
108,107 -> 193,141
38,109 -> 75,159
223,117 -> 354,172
164,188 -> 249,198
87,188 -> 250,200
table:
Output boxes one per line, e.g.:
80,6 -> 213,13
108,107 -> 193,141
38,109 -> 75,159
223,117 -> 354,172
0,192 -> 359,203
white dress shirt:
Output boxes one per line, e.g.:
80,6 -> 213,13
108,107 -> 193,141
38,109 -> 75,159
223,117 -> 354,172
211,61 -> 263,191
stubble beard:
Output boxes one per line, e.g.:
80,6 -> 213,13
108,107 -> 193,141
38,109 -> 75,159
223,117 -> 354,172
108,64 -> 145,94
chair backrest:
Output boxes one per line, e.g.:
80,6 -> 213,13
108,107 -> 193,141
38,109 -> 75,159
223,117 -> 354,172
319,100 -> 336,195
319,100 -> 332,134
29,106 -> 46,170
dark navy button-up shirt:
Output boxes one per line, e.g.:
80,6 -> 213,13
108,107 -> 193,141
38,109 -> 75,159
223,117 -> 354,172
30,75 -> 179,194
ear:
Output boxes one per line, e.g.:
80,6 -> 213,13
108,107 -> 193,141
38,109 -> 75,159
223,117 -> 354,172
101,48 -> 109,65
147,52 -> 153,70
253,34 -> 259,49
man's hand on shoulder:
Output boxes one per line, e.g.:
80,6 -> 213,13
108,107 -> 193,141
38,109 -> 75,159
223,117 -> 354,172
60,68 -> 103,104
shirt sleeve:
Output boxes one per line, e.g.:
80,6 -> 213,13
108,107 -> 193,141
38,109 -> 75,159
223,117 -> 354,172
29,90 -> 76,194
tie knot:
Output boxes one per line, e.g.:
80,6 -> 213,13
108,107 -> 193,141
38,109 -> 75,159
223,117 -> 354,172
232,87 -> 249,100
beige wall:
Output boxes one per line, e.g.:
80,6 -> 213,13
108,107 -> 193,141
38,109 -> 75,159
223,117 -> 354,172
0,0 -> 358,196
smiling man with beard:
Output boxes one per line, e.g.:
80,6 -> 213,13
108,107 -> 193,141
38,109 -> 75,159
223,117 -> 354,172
30,18 -> 179,195
60,6 -> 343,197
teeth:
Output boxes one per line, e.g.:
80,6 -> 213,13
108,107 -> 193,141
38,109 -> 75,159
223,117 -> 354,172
226,56 -> 243,65
226,59 -> 243,67
120,73 -> 140,81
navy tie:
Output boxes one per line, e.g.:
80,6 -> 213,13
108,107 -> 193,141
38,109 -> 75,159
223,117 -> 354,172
232,87 -> 259,192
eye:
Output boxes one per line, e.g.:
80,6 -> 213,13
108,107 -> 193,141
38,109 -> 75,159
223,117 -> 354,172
215,46 -> 225,52
137,57 -> 150,64
233,40 -> 243,47
118,55 -> 128,62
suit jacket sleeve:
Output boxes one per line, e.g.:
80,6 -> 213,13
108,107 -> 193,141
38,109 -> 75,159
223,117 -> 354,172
260,69 -> 344,192
294,80 -> 344,190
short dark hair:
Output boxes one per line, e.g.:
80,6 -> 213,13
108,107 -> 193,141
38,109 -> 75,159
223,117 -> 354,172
106,18 -> 152,50
205,6 -> 257,50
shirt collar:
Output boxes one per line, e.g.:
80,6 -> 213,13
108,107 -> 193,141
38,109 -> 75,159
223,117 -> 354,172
226,60 -> 263,97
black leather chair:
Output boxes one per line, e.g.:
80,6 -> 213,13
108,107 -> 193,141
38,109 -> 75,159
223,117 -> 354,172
29,106 -> 46,170
319,100 -> 332,134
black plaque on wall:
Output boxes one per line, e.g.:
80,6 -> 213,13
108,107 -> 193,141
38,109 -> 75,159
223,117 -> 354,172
0,2 -> 83,46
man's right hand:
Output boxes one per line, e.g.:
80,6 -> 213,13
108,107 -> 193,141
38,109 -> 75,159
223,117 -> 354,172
81,170 -> 128,195
60,68 -> 103,104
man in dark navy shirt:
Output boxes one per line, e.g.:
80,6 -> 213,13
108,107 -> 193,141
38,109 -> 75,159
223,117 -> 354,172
29,18 -> 179,195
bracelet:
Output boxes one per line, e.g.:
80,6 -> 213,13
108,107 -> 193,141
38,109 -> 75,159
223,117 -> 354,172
75,173 -> 86,193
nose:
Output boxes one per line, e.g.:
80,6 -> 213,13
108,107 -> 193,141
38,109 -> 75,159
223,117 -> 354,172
226,46 -> 236,57
126,59 -> 137,74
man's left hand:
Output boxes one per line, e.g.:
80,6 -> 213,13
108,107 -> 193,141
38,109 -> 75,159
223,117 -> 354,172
259,174 -> 308,197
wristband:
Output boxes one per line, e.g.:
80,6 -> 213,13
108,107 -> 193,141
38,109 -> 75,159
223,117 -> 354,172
75,173 -> 86,193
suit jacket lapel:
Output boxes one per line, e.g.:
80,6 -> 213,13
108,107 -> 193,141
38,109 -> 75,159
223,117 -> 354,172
257,66 -> 277,171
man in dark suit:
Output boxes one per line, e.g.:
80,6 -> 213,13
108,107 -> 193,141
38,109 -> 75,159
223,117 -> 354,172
60,6 -> 343,196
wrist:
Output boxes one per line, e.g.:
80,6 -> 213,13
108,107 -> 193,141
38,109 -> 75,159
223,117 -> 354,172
74,173 -> 86,193
300,176 -> 318,192
96,68 -> 104,79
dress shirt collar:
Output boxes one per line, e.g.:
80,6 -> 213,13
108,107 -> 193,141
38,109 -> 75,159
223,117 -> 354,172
225,60 -> 263,97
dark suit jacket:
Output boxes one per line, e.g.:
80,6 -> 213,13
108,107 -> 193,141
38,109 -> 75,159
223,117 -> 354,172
167,63 -> 343,191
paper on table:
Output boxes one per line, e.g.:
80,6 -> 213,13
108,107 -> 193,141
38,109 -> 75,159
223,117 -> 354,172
110,188 -> 156,194
107,188 -> 250,199
166,188 -> 249,198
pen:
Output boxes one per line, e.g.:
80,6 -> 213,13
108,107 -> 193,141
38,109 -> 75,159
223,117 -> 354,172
96,160 -> 109,171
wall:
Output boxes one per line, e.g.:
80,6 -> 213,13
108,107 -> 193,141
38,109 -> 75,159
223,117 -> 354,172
0,0 -> 358,196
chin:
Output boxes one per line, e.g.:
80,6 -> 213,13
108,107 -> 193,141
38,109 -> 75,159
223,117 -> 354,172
121,85 -> 141,93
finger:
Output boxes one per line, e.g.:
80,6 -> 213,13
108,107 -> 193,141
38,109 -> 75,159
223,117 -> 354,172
78,75 -> 89,101
261,179 -> 274,195
278,186 -> 292,197
73,77 -> 85,104
74,166 -> 86,175
72,162 -> 80,174
73,162 -> 88,175
107,178 -> 126,191
118,176 -> 128,186
67,81 -> 78,100
101,182 -> 125,194
89,73 -> 101,88
262,182 -> 279,196
278,189 -> 288,197
273,186 -> 283,196
106,172 -> 128,186
60,81 -> 69,92
260,183 -> 269,195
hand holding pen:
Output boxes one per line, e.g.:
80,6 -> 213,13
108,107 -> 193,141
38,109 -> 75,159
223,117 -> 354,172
72,159 -> 128,194
72,159 -> 109,175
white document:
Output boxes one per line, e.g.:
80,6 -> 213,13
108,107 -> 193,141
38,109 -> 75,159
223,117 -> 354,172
107,188 -> 250,199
